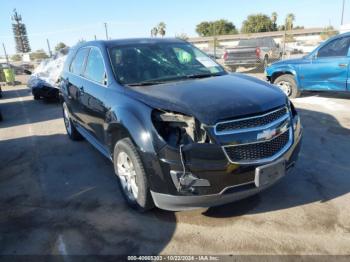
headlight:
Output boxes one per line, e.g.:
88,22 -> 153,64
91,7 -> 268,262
151,110 -> 209,147
288,100 -> 301,132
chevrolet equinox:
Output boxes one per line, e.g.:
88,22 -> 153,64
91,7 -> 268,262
60,38 -> 302,211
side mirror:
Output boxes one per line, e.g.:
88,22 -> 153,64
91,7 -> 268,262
103,72 -> 108,86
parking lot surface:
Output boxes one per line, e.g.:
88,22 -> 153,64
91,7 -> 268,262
1,83 -> 350,255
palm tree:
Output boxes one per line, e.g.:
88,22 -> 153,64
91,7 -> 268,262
157,22 -> 166,37
286,13 -> 295,31
271,12 -> 278,31
151,27 -> 158,37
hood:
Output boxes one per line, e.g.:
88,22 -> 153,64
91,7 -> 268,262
271,57 -> 306,66
125,74 -> 287,125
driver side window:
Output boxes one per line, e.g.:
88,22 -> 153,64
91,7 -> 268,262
318,37 -> 350,58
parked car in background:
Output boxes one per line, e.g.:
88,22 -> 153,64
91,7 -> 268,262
266,32 -> 350,98
60,38 -> 302,212
287,41 -> 319,55
28,48 -> 68,100
223,37 -> 282,71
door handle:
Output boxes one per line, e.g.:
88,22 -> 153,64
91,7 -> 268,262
339,63 -> 348,67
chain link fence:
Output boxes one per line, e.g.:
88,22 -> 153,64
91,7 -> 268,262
201,39 -> 318,74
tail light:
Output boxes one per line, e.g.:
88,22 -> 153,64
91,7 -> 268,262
255,47 -> 261,58
223,51 -> 228,61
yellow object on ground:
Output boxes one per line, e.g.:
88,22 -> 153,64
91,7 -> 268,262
3,68 -> 15,83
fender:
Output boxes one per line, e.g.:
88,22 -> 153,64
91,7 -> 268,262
105,103 -> 158,155
267,64 -> 301,88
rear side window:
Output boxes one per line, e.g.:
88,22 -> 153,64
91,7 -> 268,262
318,37 -> 350,58
84,48 -> 106,84
69,48 -> 89,75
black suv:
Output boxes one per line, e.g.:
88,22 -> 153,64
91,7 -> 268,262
60,38 -> 302,211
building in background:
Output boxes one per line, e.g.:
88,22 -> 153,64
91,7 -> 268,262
340,24 -> 350,33
12,9 -> 31,54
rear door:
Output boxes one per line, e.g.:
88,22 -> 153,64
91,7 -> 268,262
64,47 -> 90,123
299,36 -> 350,91
80,47 -> 108,143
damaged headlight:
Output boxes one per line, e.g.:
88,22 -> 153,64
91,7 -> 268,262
152,110 -> 210,147
288,100 -> 301,132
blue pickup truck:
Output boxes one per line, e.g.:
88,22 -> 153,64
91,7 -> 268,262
266,32 -> 350,98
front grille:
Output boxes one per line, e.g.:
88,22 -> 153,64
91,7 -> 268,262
216,107 -> 287,133
224,130 -> 290,163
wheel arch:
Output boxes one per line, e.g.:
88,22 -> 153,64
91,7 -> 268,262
105,105 -> 156,159
270,68 -> 300,87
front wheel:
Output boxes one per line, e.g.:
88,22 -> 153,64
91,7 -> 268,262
113,138 -> 154,212
274,74 -> 301,98
263,56 -> 269,69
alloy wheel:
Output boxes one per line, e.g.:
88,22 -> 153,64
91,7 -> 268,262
117,151 -> 139,201
277,81 -> 292,96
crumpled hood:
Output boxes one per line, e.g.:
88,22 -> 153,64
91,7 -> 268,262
125,74 -> 287,125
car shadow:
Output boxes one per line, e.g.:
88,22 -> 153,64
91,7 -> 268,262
0,87 -> 61,129
300,91 -> 350,100
203,107 -> 350,218
0,134 -> 176,255
0,87 -> 31,99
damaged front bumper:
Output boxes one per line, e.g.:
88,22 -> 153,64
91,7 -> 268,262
146,127 -> 302,211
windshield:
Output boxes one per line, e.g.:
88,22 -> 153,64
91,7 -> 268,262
109,42 -> 226,85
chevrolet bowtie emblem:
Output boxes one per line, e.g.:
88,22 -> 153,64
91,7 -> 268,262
257,129 -> 277,141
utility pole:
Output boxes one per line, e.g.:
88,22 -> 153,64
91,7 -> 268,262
46,39 -> 52,58
2,43 -> 9,64
213,24 -> 217,59
282,19 -> 287,59
341,0 -> 346,25
104,23 -> 109,40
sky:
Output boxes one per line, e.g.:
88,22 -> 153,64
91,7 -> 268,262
0,0 -> 349,55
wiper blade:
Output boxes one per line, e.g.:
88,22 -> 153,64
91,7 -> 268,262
127,81 -> 164,86
186,73 -> 222,79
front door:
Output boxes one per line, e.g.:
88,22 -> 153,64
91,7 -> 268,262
299,36 -> 350,91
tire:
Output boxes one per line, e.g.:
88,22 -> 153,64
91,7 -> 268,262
229,66 -> 237,72
262,56 -> 269,70
274,74 -> 301,98
33,94 -> 40,100
0,111 -> 3,122
62,102 -> 83,141
113,138 -> 154,212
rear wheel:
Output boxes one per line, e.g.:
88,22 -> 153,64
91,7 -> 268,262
113,138 -> 154,212
274,74 -> 301,98
62,102 -> 83,140
229,66 -> 237,72
33,94 -> 40,100
263,56 -> 269,69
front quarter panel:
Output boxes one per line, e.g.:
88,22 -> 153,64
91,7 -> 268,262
266,62 -> 300,86
103,89 -> 163,155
